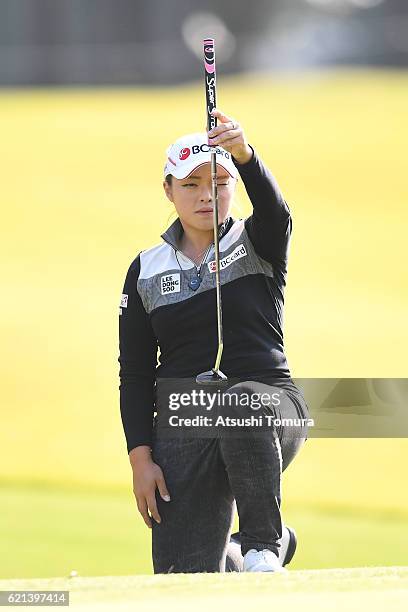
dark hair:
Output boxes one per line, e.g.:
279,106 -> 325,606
165,174 -> 173,185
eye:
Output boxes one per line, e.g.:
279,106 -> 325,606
182,183 -> 197,187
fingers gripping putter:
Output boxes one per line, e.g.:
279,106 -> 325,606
196,38 -> 228,386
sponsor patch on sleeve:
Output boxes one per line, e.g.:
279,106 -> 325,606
120,294 -> 128,308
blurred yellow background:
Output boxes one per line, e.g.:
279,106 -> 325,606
1,70 -> 407,576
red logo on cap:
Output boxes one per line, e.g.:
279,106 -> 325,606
179,147 -> 191,161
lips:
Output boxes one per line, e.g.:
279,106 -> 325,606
196,208 -> 213,213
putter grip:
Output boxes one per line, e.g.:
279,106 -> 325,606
203,38 -> 217,132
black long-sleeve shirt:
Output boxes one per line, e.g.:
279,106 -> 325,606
118,146 -> 295,453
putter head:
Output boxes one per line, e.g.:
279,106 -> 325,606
195,369 -> 228,386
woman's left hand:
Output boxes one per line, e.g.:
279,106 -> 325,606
207,108 -> 253,165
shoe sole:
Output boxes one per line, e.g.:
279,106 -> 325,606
282,526 -> 297,566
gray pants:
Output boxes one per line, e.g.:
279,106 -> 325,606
151,380 -> 309,574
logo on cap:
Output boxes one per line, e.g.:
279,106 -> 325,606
179,148 -> 191,161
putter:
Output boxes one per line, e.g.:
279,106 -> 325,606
196,38 -> 228,386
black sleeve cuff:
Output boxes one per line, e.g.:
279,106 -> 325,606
127,440 -> 152,454
232,144 -> 256,172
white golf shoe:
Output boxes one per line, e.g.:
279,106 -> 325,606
243,548 -> 288,573
228,524 -> 297,572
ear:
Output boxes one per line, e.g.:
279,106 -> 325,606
163,180 -> 174,203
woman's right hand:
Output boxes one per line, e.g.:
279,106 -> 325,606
129,446 -> 171,528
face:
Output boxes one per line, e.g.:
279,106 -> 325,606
163,163 -> 237,233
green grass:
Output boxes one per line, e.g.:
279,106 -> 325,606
1,481 -> 407,579
1,568 -> 407,612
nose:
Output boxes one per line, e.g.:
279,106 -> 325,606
199,184 -> 213,203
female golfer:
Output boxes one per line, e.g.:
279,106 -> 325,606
118,108 -> 310,574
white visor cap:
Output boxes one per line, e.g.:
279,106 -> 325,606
164,132 -> 238,180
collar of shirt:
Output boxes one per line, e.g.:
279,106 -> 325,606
160,215 -> 235,252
